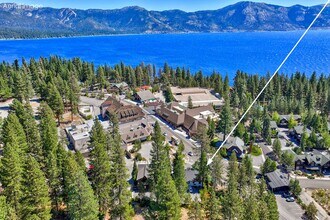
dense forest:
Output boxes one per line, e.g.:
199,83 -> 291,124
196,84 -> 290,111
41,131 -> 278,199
0,56 -> 329,219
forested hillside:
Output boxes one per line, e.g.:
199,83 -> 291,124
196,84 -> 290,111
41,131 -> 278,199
1,2 -> 330,39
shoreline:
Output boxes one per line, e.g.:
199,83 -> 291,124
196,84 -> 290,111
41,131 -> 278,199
1,29 -> 330,41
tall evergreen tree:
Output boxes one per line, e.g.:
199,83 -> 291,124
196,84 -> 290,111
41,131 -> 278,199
172,141 -> 188,202
218,98 -> 232,141
21,156 -> 51,220
222,153 -> 243,219
108,115 -> 134,220
47,83 -> 64,124
64,153 -> 99,220
89,120 -> 112,215
11,100 -> 44,164
0,142 -> 24,217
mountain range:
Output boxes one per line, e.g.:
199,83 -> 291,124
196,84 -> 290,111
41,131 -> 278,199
0,1 -> 330,38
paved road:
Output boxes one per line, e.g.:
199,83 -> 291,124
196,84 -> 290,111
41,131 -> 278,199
300,190 -> 330,220
298,178 -> 330,189
275,194 -> 304,220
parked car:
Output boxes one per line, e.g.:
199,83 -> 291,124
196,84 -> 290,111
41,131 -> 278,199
163,132 -> 168,136
188,152 -> 193,156
188,187 -> 193,193
282,191 -> 291,198
286,197 -> 295,202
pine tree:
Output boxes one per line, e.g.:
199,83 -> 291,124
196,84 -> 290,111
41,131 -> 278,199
222,153 -> 243,219
172,141 -> 188,202
64,153 -> 99,220
266,194 -> 279,220
89,124 -> 112,215
108,115 -> 134,220
39,103 -> 62,212
21,156 -> 51,220
218,98 -> 232,141
0,196 -> 18,220
188,197 -> 203,220
1,113 -> 28,154
211,154 -> 223,189
205,187 -> 222,220
131,160 -> 138,186
272,138 -> 282,161
11,100 -> 44,164
47,83 -> 64,124
148,121 -> 166,189
152,154 -> 181,220
68,74 -> 80,121
0,141 -> 24,216
39,102 -> 58,156
75,151 -> 86,172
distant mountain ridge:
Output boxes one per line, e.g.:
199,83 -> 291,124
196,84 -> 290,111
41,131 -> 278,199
0,1 -> 330,38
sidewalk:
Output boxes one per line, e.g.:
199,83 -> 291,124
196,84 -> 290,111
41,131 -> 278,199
300,190 -> 330,220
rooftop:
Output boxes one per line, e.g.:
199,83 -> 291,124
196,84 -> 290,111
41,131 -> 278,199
136,90 -> 155,102
266,170 -> 290,189
170,86 -> 223,107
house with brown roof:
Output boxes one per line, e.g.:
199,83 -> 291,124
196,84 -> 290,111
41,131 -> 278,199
119,119 -> 153,144
100,96 -> 145,123
183,105 -> 218,136
158,102 -> 186,128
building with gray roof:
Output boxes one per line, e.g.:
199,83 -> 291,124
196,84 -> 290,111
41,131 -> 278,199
265,170 -> 290,192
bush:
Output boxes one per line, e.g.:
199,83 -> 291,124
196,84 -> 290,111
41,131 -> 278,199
211,138 -> 220,147
135,153 -> 143,161
85,115 -> 93,120
251,145 -> 262,156
220,148 -> 227,158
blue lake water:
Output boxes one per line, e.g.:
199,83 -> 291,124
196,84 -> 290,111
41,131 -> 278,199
0,30 -> 329,78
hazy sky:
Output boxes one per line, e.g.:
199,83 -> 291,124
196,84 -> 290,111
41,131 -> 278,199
3,0 -> 327,11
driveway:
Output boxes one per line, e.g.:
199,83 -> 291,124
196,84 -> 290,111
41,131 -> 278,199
275,194 -> 304,220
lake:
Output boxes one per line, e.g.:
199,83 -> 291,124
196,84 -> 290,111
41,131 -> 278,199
0,30 -> 329,78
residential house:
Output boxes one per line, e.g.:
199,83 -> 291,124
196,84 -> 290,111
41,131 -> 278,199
170,87 -> 223,109
295,150 -> 330,172
120,119 -> 153,145
291,125 -> 312,142
185,168 -> 202,188
109,82 -> 130,94
278,115 -> 302,128
223,136 -> 246,158
100,96 -> 145,123
158,102 -> 186,128
135,90 -> 156,104
65,120 -> 109,153
183,104 -> 218,136
265,170 -> 290,192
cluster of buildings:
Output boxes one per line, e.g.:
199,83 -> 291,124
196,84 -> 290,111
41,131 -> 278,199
66,96 -> 153,154
158,102 -> 218,137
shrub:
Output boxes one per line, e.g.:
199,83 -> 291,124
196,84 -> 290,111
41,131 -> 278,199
135,153 -> 143,161
220,148 -> 227,158
251,145 -> 262,156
